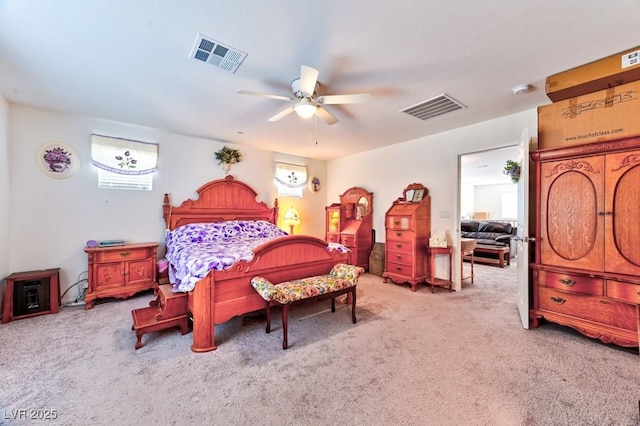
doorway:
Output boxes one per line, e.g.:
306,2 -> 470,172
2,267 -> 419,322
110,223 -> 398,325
458,145 -> 518,287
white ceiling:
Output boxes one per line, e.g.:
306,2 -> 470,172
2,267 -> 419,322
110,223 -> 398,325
461,146 -> 517,186
2,1 -> 640,161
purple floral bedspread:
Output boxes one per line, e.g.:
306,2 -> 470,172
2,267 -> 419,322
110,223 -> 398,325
165,221 -> 348,292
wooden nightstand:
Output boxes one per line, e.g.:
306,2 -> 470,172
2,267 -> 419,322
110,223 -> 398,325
84,242 -> 159,309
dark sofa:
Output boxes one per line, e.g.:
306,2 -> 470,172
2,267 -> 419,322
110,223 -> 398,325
460,220 -> 517,259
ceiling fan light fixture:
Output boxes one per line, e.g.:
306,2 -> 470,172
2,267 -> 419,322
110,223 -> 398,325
294,99 -> 317,119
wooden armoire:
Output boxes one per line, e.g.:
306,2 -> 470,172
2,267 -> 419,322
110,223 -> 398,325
325,187 -> 374,270
382,183 -> 431,292
530,137 -> 640,349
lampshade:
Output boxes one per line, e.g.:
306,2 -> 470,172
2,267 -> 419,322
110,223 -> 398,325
283,206 -> 300,234
293,99 -> 317,119
283,207 -> 300,226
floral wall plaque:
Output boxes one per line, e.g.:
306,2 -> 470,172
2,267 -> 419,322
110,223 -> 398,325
36,142 -> 79,178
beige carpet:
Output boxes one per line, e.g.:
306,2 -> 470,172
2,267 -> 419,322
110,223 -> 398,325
1,261 -> 639,426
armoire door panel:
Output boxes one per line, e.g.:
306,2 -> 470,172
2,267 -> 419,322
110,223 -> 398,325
540,158 -> 605,270
605,150 -> 640,275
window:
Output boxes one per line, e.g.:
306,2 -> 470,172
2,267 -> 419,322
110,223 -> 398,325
501,191 -> 517,219
274,162 -> 307,198
90,134 -> 159,190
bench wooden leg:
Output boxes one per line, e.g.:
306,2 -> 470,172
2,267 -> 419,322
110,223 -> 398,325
281,304 -> 289,350
265,302 -> 272,334
351,288 -> 357,323
331,298 -> 336,312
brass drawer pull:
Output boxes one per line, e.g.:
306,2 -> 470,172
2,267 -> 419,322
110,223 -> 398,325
396,243 -> 403,248
599,300 -> 610,305
558,278 -> 575,286
396,255 -> 403,260
120,251 -> 131,257
395,266 -> 402,271
395,232 -> 402,237
550,296 -> 566,305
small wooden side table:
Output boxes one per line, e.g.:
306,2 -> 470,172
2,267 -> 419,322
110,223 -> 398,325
461,238 -> 477,284
425,246 -> 453,293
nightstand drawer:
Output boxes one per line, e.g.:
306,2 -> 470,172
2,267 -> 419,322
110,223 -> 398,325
94,247 -> 155,263
538,270 -> 603,296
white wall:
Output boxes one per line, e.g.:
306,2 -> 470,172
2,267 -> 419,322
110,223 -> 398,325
0,95 -> 9,310
6,104 -> 537,301
327,109 -> 537,290
8,105 -> 327,303
474,183 -> 517,220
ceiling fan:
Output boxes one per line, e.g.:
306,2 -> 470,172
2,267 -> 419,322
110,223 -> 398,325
238,65 -> 371,125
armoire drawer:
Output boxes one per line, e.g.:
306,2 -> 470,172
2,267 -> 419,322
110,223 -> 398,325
538,270 -> 603,296
606,280 -> 640,304
538,287 -> 637,331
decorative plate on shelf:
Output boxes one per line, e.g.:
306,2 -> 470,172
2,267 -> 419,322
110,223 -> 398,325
36,142 -> 79,179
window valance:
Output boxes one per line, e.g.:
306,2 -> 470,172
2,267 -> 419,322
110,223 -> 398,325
275,162 -> 307,188
90,134 -> 159,175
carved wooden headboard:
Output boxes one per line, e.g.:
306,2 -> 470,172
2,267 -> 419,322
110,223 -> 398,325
162,175 -> 278,230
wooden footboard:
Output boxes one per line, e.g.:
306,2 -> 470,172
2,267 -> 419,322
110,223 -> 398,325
188,235 -> 350,352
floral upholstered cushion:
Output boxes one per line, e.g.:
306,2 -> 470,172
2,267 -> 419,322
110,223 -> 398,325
250,264 -> 364,305
329,263 -> 365,282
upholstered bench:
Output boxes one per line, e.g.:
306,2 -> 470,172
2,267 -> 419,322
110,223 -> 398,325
250,263 -> 364,349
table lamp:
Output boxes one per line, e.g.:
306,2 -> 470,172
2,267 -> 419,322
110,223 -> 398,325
283,207 -> 300,234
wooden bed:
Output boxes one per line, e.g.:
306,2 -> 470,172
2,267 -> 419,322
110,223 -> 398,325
162,175 -> 350,352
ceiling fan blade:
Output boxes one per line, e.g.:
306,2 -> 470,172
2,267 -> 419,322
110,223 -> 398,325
316,105 -> 339,125
268,106 -> 295,122
318,93 -> 371,105
237,90 -> 292,101
299,65 -> 319,96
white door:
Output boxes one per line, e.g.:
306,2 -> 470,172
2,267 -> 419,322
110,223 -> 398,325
516,128 -> 531,329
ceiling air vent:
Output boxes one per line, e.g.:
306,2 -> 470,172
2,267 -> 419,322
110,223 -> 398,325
190,33 -> 247,73
401,94 -> 466,121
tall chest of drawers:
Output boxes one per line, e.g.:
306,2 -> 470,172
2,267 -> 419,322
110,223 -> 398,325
382,183 -> 431,292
